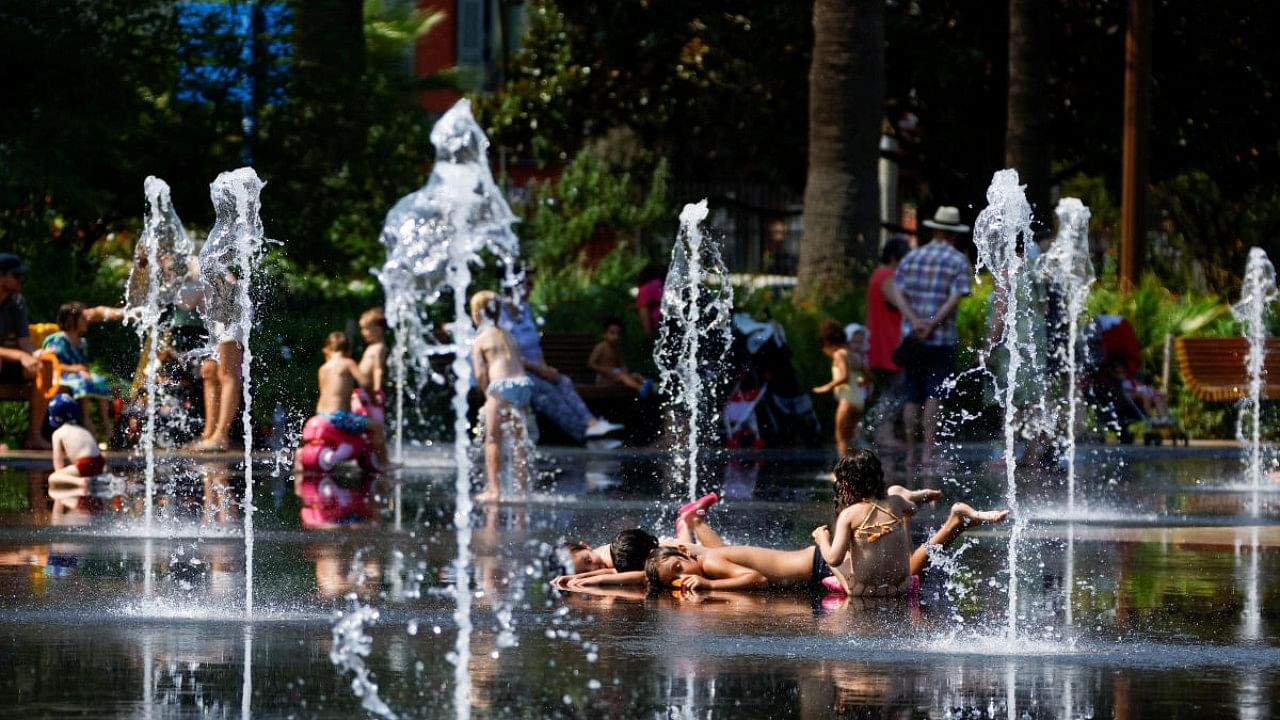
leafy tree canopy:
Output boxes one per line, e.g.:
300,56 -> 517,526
475,0 -> 812,190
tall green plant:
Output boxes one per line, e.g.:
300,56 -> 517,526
523,149 -> 671,333
1087,273 -> 1235,374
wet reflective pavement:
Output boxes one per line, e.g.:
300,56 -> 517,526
1,445 -> 1277,718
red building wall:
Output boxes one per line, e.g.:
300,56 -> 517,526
416,0 -> 462,114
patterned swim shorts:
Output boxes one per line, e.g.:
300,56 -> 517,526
324,410 -> 368,435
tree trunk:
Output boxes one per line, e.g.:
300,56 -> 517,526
293,0 -> 366,95
796,0 -> 884,305
1006,0 -> 1052,223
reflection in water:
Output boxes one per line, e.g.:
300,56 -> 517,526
296,472 -> 386,530
0,450 -> 1278,717
241,625 -> 253,720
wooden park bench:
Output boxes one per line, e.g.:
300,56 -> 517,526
1173,336 -> 1280,402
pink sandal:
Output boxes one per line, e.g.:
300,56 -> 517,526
677,492 -> 719,518
674,493 -> 719,535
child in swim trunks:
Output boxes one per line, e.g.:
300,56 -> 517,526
48,393 -> 106,484
812,448 -> 1008,597
471,290 -> 533,501
813,319 -> 865,456
316,331 -> 391,467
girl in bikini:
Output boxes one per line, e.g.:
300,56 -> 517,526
471,290 -> 533,501
812,449 -> 1008,596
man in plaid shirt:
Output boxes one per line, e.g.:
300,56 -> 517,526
889,206 -> 972,465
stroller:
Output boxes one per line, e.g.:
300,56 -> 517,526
1083,315 -> 1187,445
723,313 -> 821,449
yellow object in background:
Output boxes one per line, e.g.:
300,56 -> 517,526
28,323 -> 59,348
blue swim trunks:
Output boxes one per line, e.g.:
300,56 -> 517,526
324,409 -> 368,435
488,376 -> 533,407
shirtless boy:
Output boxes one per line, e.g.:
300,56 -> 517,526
588,316 -> 653,396
471,290 -> 533,501
812,448 -> 1008,596
317,331 -> 390,467
48,393 -> 106,484
354,307 -> 388,423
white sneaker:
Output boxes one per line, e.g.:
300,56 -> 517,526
586,438 -> 623,450
585,419 -> 625,437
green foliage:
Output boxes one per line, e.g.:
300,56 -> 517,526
474,0 -> 811,189
0,470 -> 29,513
1087,274 -> 1236,372
0,402 -> 30,451
0,0 -> 446,281
1148,172 -> 1280,292
955,278 -> 996,371
1085,273 -> 1239,438
523,149 -> 672,335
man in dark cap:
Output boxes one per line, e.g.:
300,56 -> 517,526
0,253 -> 51,449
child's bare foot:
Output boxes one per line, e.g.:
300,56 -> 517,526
475,490 -> 500,503
952,502 -> 1009,527
191,436 -> 230,453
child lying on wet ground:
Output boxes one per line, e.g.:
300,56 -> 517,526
645,542 -> 848,593
812,449 -> 1008,597
551,493 -> 721,589
645,449 -> 1007,596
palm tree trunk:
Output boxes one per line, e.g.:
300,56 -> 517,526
796,0 -> 884,304
1006,0 -> 1051,221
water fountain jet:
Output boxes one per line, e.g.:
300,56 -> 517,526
972,169 -> 1034,638
374,99 -> 520,720
1038,198 -> 1093,515
125,177 -> 194,533
1232,247 -> 1276,517
655,200 -> 733,501
199,167 -> 268,614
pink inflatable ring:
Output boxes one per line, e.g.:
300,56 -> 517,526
297,415 -> 379,473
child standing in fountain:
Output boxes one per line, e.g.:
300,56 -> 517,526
315,331 -> 391,468
812,449 -> 1008,596
813,319 -> 865,456
471,290 -> 533,501
353,307 -> 388,424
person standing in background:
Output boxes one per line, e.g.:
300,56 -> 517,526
864,237 -> 911,450
888,208 -> 972,466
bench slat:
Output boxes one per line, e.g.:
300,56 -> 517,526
1174,337 -> 1280,401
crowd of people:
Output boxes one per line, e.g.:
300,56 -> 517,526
12,200 -> 1175,507
815,204 -> 1171,466
814,206 -> 976,465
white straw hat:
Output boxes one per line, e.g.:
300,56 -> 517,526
921,206 -> 970,233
